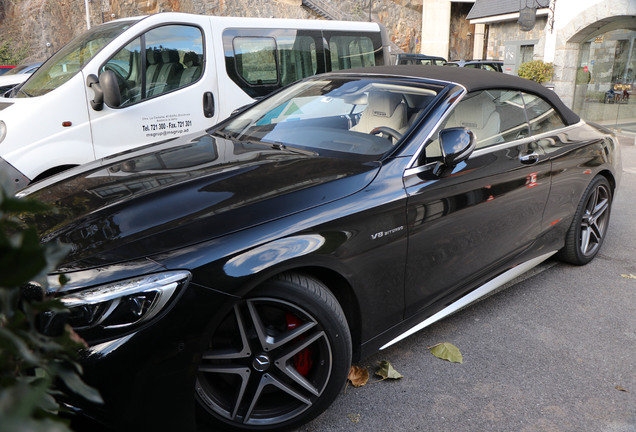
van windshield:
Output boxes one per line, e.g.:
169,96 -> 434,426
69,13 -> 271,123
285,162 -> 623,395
17,19 -> 139,98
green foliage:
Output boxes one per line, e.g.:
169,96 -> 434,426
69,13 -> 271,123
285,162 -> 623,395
517,60 -> 555,84
0,39 -> 29,65
0,175 -> 102,432
576,67 -> 591,85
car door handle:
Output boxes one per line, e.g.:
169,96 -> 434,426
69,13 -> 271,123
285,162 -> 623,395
203,92 -> 214,118
519,152 -> 540,164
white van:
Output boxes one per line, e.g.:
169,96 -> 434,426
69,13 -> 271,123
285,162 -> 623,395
0,12 -> 389,190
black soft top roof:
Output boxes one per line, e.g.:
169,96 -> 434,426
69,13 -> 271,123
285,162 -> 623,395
337,65 -> 580,126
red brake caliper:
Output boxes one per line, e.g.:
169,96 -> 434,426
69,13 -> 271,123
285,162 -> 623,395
285,312 -> 313,376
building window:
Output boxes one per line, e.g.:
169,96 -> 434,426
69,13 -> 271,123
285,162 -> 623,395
520,45 -> 534,64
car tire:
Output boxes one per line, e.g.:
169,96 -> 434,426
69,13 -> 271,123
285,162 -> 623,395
558,175 -> 612,265
195,273 -> 351,431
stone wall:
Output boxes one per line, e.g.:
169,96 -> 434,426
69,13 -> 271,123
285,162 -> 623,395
0,0 -> 422,64
486,17 -> 547,61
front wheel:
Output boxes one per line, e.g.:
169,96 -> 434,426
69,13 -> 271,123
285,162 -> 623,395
195,273 -> 351,431
558,175 -> 612,265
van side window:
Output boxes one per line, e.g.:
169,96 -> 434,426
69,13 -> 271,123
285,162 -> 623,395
328,36 -> 376,70
224,28 -> 384,99
224,29 -> 323,98
102,25 -> 204,107
278,35 -> 317,86
233,36 -> 318,87
233,37 -> 278,85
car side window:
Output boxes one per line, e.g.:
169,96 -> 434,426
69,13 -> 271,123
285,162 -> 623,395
443,90 -> 529,148
521,92 -> 566,135
102,25 -> 204,107
425,89 -> 530,161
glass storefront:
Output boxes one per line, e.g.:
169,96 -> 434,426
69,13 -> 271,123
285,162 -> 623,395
573,29 -> 636,132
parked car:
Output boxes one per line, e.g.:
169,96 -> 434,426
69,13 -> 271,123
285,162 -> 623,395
20,65 -> 620,432
395,53 -> 447,65
0,62 -> 42,94
0,65 -> 15,75
446,59 -> 504,72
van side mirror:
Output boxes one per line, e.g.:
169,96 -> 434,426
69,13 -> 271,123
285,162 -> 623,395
433,127 -> 476,177
86,70 -> 121,111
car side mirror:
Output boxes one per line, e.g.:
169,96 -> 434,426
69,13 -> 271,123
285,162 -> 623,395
86,70 -> 121,111
433,127 -> 476,177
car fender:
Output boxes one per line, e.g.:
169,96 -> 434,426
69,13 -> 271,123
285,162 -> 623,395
223,234 -> 329,278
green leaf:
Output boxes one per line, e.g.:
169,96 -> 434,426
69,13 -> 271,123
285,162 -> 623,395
57,367 -> 103,404
428,342 -> 463,364
375,360 -> 403,380
0,326 -> 40,366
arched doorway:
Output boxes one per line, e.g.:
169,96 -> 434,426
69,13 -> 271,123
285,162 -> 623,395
571,16 -> 636,132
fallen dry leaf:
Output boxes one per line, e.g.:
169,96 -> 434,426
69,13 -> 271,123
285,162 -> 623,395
616,385 -> 629,392
375,360 -> 403,380
428,342 -> 463,363
347,365 -> 369,387
620,274 -> 636,280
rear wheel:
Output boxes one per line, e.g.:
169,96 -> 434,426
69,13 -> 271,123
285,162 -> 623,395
558,176 -> 612,265
195,273 -> 351,431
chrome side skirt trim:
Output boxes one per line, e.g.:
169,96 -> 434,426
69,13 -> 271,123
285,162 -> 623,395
379,250 -> 557,350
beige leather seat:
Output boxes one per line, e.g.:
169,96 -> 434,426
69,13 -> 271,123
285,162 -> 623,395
351,90 -> 407,135
446,93 -> 501,148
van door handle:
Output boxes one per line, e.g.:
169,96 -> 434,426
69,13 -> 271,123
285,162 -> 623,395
519,151 -> 539,164
203,92 -> 214,118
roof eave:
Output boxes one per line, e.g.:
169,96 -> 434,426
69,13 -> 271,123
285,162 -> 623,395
469,8 -> 549,24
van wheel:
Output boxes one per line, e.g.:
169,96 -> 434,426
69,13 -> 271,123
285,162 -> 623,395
558,176 -> 612,265
195,273 -> 351,431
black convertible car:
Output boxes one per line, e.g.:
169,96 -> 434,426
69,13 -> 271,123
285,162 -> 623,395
21,65 -> 621,431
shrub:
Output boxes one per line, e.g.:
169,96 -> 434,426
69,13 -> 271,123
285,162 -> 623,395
0,40 -> 29,65
517,60 -> 554,84
0,175 -> 102,431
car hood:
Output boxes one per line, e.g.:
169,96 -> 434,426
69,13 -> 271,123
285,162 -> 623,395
0,74 -> 29,87
22,133 -> 381,270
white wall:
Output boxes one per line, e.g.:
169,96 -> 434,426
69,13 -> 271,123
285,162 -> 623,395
421,0 -> 453,58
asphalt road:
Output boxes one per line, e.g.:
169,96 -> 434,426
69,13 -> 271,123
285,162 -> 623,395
297,135 -> 636,432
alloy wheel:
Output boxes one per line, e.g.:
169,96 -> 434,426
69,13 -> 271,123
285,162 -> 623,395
578,182 -> 610,257
196,297 -> 333,428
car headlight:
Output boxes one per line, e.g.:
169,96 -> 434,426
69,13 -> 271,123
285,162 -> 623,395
58,271 -> 191,340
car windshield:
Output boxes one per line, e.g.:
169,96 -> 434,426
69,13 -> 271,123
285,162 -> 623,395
16,19 -> 139,97
216,76 -> 440,158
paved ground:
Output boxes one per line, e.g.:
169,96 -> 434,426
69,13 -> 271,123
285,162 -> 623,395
297,134 -> 636,432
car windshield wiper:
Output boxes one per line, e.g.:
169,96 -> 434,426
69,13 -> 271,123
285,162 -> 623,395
210,129 -> 236,140
269,141 -> 318,157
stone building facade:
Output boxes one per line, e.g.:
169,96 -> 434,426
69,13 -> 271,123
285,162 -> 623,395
484,17 -> 548,74
467,0 -> 636,129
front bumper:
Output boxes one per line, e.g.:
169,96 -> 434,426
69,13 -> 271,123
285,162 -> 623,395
0,156 -> 30,191
62,281 -> 236,431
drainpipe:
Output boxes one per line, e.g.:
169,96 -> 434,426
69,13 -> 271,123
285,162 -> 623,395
624,37 -> 634,83
85,0 -> 91,29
